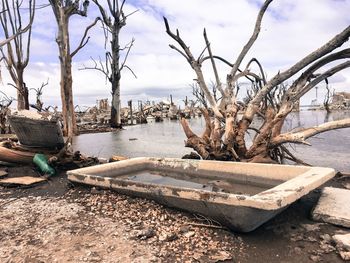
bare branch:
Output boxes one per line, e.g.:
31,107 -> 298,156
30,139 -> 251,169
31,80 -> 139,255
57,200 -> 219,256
228,0 -> 273,81
92,0 -> 111,27
71,17 -> 100,57
164,16 -> 223,118
271,118 -> 350,146
295,60 -> 350,100
243,24 -> 350,125
245,58 -> 267,85
79,56 -> 110,79
120,37 -> 135,71
123,65 -> 137,78
203,28 -> 224,97
169,44 -> 189,62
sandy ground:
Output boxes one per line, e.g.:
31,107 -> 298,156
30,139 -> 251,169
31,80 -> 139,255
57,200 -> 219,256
0,165 -> 349,263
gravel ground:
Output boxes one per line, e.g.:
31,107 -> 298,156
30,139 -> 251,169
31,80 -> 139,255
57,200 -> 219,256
0,165 -> 349,262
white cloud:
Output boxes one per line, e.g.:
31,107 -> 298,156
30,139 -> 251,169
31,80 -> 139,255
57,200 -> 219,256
1,0 -> 349,108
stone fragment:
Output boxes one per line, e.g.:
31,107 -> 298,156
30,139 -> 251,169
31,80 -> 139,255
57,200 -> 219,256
183,231 -> 195,238
333,233 -> 350,251
179,225 -> 191,234
210,251 -> 232,262
309,255 -> 321,262
294,247 -> 302,255
91,187 -> 102,195
300,223 -> 321,232
312,187 -> 350,228
333,233 -> 350,260
159,232 -> 177,242
339,251 -> 350,261
134,227 -> 155,240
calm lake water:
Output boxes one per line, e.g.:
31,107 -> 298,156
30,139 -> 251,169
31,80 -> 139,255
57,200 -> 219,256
73,110 -> 350,172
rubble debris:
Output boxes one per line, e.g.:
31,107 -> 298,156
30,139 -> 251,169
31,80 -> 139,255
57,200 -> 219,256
109,155 -> 128,162
0,176 -> 46,186
0,134 -> 17,142
333,233 -> 350,251
210,250 -> 232,262
182,152 -> 201,160
301,223 -> 323,232
329,92 -> 350,110
75,96 -> 202,132
133,227 -> 156,240
333,233 -> 350,260
312,187 -> 350,228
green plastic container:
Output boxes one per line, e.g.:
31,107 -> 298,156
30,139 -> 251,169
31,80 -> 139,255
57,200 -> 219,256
33,154 -> 56,176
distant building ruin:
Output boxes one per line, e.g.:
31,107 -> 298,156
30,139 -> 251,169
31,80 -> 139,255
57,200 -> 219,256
332,92 -> 350,108
97,99 -> 110,111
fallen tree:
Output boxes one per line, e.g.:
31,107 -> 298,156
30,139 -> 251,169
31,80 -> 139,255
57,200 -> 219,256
164,0 -> 350,164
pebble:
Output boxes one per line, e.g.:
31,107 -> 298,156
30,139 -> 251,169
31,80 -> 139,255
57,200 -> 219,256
184,231 -> 195,238
135,227 -> 155,240
309,255 -> 321,262
294,247 -> 302,255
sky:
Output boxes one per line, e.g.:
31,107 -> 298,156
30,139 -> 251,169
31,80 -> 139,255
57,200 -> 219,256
0,0 -> 350,109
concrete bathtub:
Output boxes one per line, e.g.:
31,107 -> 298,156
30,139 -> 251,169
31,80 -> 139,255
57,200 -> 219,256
67,157 -> 335,232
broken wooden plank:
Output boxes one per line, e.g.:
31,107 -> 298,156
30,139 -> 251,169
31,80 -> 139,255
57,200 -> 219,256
0,176 -> 46,186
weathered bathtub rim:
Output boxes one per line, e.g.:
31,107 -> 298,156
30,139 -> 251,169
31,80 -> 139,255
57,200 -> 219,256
67,157 -> 335,211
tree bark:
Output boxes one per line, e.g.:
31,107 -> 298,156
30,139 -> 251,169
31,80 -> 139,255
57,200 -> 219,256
14,68 -> 29,110
110,25 -> 122,128
50,1 -> 94,137
57,13 -> 77,137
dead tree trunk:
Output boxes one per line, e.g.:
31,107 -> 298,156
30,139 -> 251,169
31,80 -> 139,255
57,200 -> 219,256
87,0 -> 137,128
57,14 -> 76,137
323,80 -> 332,113
49,0 -> 98,138
0,0 -> 35,110
164,0 -> 350,164
110,21 -> 122,128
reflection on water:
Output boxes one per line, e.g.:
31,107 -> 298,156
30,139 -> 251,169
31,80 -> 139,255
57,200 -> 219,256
73,110 -> 350,172
120,170 -> 267,195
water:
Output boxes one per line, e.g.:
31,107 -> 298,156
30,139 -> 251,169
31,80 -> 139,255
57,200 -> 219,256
73,110 -> 350,172
119,170 -> 268,195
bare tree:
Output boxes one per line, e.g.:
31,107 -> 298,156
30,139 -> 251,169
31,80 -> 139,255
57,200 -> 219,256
83,0 -> 137,128
323,79 -> 333,114
29,79 -> 48,111
49,0 -> 99,137
0,0 -> 35,110
164,0 -> 350,164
